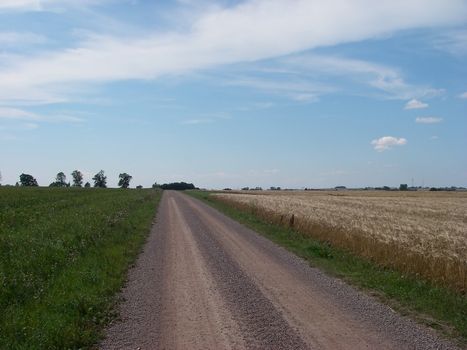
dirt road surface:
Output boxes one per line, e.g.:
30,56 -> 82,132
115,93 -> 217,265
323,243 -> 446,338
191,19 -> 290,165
101,191 -> 458,350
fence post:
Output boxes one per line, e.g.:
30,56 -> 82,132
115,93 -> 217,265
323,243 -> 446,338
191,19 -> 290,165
289,214 -> 295,228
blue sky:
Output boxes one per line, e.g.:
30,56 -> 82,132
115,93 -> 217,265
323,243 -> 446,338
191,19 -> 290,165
0,0 -> 466,189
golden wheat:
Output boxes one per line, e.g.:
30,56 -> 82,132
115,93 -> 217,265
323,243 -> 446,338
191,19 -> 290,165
213,190 -> 467,292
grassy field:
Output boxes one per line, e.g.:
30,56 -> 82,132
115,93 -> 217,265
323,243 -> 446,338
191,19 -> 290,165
213,190 -> 467,292
188,190 -> 467,343
0,187 -> 161,349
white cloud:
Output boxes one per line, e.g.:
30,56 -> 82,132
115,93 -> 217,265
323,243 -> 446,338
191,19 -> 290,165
371,136 -> 407,152
0,107 -> 84,123
0,0 -> 466,104
0,0 -> 109,11
0,0 -> 40,11
460,91 -> 467,99
415,117 -> 442,124
404,99 -> 428,109
0,32 -> 48,46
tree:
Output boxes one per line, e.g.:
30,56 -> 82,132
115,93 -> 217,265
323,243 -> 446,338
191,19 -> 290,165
49,172 -> 68,187
84,182 -> 91,188
92,170 -> 107,188
19,173 -> 38,187
118,173 -> 132,189
56,172 -> 66,185
136,185 -> 143,189
399,184 -> 408,191
152,182 -> 161,189
71,170 -> 83,187
160,182 -> 196,191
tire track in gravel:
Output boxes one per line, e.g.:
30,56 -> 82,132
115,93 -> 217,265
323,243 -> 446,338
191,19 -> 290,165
101,191 -> 460,350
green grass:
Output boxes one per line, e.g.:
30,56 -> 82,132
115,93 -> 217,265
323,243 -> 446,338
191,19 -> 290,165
188,190 -> 467,344
0,187 -> 161,349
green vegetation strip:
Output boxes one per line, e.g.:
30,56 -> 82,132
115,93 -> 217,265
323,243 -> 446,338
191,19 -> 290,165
0,187 -> 161,349
188,190 -> 467,344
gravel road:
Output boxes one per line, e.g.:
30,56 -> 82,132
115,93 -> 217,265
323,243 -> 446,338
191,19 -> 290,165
101,191 -> 459,349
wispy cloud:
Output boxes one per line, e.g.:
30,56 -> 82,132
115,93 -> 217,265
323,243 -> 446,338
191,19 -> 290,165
0,0 -> 41,11
22,122 -> 39,129
180,118 -> 213,125
459,91 -> 467,99
404,99 -> 428,109
433,30 -> 467,56
415,117 -> 442,124
371,136 -> 407,152
281,54 -> 443,100
226,77 -> 332,102
235,101 -> 275,112
180,112 -> 229,125
0,0 -> 465,104
0,31 -> 48,46
0,107 -> 84,123
0,0 -> 109,12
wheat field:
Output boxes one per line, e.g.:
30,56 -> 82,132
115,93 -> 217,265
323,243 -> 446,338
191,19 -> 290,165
213,190 -> 467,292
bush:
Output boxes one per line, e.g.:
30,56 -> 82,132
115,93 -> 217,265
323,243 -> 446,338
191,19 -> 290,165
160,182 -> 196,190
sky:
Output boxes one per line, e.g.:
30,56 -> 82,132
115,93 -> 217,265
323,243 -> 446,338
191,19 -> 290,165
0,0 -> 466,189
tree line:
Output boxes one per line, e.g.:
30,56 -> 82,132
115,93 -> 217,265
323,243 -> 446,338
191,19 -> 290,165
15,170 -> 133,189
7,171 -> 196,191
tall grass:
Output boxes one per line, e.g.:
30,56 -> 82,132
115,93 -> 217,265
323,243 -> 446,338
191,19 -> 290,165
0,187 -> 161,349
213,191 -> 467,292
